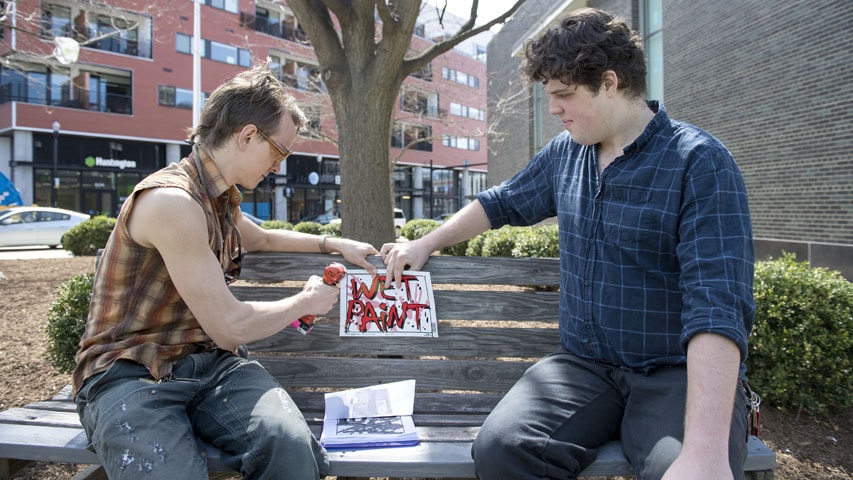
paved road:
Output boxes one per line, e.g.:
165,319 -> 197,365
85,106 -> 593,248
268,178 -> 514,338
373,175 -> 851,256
0,246 -> 73,260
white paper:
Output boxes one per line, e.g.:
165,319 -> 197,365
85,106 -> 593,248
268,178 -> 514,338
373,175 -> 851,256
339,270 -> 438,337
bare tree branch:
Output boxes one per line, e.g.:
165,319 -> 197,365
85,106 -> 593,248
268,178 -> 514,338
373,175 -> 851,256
401,0 -> 525,75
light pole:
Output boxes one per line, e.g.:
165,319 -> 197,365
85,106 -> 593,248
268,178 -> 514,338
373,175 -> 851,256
52,120 -> 60,207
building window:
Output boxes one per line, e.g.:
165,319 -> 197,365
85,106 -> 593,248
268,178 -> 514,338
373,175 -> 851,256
401,89 -> 439,117
406,49 -> 433,82
40,4 -> 72,37
158,85 -> 204,110
414,23 -> 425,38
449,102 -> 484,121
176,32 -> 192,54
412,62 -> 433,82
442,67 -> 479,88
176,33 -> 251,67
299,105 -> 322,133
269,54 -> 325,93
208,39 -> 251,66
643,0 -> 664,100
474,44 -> 487,62
392,123 -> 432,152
255,6 -> 282,36
205,0 -> 238,14
90,14 -> 140,56
442,135 -> 480,151
0,63 -> 132,114
245,3 -> 308,44
41,3 -> 151,58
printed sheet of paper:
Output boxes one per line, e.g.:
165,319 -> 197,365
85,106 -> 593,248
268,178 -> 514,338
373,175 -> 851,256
339,270 -> 438,337
320,379 -> 419,449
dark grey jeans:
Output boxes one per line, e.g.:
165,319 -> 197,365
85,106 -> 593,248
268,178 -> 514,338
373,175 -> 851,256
471,349 -> 749,480
75,350 -> 328,479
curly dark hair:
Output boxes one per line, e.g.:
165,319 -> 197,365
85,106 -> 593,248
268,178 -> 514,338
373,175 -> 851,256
522,8 -> 646,98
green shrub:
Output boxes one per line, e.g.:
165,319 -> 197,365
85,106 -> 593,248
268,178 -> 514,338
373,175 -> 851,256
261,220 -> 293,230
321,222 -> 342,237
480,226 -> 517,257
512,225 -> 559,258
465,233 -> 486,256
45,273 -> 94,373
400,219 -> 439,241
441,239 -> 469,256
747,253 -> 853,414
61,215 -> 116,256
293,221 -> 323,235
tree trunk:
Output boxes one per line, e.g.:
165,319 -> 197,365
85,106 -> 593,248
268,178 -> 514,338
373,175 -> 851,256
285,0 -> 527,248
334,85 -> 398,247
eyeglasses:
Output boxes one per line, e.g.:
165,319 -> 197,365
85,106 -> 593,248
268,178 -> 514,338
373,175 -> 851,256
256,128 -> 292,165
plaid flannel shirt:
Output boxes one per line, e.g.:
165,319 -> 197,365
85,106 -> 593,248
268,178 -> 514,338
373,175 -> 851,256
478,102 -> 755,375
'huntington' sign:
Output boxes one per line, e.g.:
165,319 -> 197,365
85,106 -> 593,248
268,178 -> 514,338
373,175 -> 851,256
84,156 -> 138,169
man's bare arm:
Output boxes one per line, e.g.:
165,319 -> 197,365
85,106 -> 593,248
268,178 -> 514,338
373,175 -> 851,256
127,188 -> 339,351
662,333 -> 741,480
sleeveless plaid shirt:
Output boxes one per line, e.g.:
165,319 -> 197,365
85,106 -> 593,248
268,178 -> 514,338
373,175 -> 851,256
72,154 -> 242,397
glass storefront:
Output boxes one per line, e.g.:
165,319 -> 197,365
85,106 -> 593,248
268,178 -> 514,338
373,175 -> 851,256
31,133 -> 170,217
282,155 -> 341,224
25,133 -> 484,223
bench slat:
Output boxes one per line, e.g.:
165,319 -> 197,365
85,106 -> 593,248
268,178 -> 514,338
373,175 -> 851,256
0,404 -> 484,442
259,356 -> 533,392
37,389 -> 505,417
238,253 -> 561,287
0,420 -> 631,478
233,287 -> 561,323
248,325 -> 560,358
0,407 -> 82,429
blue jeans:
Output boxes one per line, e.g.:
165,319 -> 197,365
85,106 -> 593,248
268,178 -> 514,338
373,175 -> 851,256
471,350 -> 750,480
75,350 -> 329,479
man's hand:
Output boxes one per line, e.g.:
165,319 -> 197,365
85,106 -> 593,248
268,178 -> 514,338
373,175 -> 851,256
380,239 -> 431,289
662,452 -> 733,480
298,274 -> 339,317
325,238 -> 379,276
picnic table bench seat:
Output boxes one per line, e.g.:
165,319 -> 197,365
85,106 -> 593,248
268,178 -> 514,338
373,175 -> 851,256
0,252 -> 777,479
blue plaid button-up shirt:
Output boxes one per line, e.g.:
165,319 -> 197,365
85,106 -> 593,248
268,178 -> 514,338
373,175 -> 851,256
478,102 -> 755,375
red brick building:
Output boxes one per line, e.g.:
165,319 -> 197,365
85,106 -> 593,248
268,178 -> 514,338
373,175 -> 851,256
0,1 -> 489,223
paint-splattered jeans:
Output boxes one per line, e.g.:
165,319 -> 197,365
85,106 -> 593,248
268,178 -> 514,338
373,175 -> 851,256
75,350 -> 329,479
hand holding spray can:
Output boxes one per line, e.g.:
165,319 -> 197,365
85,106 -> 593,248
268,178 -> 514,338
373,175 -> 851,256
291,262 -> 347,335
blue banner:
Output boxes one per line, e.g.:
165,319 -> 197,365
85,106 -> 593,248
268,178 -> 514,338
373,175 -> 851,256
0,171 -> 24,206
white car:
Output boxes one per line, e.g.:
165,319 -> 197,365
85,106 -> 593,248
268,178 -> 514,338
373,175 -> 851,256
394,208 -> 406,235
329,208 -> 407,235
0,207 -> 90,248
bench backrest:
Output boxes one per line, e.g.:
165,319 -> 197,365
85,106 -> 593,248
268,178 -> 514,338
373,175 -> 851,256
234,252 -> 561,423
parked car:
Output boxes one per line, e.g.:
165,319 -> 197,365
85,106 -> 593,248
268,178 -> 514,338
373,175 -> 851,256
394,208 -> 406,235
299,213 -> 339,225
433,213 -> 454,224
328,208 -> 407,235
0,206 -> 90,248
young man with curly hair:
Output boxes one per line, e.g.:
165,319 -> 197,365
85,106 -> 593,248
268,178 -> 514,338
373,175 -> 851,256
381,8 -> 754,480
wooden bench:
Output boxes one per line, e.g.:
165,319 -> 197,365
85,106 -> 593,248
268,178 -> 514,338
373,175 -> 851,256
0,252 -> 776,479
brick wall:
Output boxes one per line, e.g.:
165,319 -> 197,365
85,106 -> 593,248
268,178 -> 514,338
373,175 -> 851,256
488,0 -> 853,279
663,0 -> 853,278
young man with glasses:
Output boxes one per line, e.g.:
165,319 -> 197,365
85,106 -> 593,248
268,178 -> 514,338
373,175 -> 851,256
72,64 -> 378,479
381,8 -> 755,480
